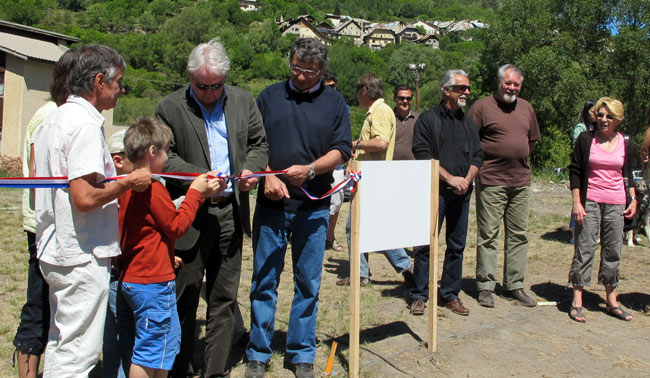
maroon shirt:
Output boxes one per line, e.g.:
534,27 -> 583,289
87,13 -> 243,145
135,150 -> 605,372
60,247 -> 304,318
468,94 -> 540,186
393,109 -> 419,160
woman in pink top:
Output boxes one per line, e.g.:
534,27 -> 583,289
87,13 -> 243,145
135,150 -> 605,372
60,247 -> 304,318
568,97 -> 636,323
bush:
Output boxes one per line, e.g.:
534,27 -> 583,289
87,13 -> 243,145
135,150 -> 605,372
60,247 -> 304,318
0,154 -> 22,177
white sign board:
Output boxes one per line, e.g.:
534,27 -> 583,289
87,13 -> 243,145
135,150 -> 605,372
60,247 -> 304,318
357,160 -> 432,253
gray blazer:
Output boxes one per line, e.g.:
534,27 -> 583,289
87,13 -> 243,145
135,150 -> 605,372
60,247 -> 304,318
155,85 -> 268,245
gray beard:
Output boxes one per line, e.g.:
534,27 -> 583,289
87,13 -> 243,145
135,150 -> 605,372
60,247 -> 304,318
501,93 -> 517,103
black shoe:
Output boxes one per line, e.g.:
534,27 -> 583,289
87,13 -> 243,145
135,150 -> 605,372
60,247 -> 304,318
477,290 -> 495,308
293,363 -> 315,378
402,264 -> 415,287
244,360 -> 266,378
502,288 -> 537,307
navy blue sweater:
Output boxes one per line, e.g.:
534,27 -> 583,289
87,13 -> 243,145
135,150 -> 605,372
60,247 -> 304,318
256,80 -> 352,212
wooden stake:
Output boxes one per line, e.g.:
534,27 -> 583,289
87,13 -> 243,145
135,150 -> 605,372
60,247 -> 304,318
349,160 -> 361,378
428,160 -> 440,353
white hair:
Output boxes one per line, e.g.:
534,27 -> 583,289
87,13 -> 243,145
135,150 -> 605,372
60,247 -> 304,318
187,38 -> 230,76
439,69 -> 468,96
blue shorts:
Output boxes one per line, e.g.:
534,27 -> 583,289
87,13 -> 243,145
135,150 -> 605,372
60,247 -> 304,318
121,280 -> 180,370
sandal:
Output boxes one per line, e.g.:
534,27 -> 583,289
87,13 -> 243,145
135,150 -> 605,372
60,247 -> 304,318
605,305 -> 632,321
326,239 -> 343,252
569,306 -> 586,323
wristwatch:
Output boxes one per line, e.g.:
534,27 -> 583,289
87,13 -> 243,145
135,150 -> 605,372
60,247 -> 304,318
307,164 -> 316,180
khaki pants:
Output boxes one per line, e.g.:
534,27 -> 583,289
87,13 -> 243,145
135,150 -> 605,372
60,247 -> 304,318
475,184 -> 531,291
569,200 -> 623,287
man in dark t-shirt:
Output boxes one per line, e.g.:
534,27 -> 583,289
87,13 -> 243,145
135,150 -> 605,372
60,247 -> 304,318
468,64 -> 541,309
409,70 -> 483,316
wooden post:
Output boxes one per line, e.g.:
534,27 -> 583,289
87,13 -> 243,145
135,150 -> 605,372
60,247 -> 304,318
428,160 -> 440,353
349,160 -> 361,378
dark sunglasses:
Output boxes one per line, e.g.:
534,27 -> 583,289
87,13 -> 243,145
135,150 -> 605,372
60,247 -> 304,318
195,82 -> 225,91
447,85 -> 471,92
597,113 -> 615,120
396,96 -> 413,101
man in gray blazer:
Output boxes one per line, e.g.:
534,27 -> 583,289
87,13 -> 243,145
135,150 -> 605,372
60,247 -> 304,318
155,40 -> 268,378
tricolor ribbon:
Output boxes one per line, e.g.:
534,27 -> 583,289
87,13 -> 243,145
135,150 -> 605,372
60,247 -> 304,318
300,170 -> 362,200
0,170 -> 362,201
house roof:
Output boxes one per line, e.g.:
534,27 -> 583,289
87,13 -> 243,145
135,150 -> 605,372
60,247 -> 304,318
0,19 -> 79,44
0,31 -> 70,63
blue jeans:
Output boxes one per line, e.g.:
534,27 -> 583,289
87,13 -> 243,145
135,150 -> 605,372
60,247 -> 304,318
103,275 -> 126,378
247,204 -> 329,364
345,212 -> 411,277
410,188 -> 471,302
116,281 -> 136,375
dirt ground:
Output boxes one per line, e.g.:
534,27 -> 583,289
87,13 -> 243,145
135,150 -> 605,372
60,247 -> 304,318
229,180 -> 650,377
1,180 -> 649,377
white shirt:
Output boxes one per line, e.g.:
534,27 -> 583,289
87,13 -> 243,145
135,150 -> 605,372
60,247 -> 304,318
34,95 -> 120,266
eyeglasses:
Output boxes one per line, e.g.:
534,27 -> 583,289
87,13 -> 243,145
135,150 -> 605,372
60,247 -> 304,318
396,96 -> 413,102
290,65 -> 320,77
447,85 -> 471,92
195,82 -> 225,91
597,113 -> 615,120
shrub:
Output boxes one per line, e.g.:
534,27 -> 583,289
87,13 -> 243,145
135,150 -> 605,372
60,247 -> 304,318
0,154 -> 22,177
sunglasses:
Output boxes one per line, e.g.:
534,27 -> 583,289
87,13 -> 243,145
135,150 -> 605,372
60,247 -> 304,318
597,113 -> 615,120
195,82 -> 225,91
396,96 -> 413,102
290,65 -> 320,76
447,85 -> 471,92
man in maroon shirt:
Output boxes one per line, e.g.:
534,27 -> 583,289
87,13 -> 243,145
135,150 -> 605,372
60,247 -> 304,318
468,64 -> 541,308
392,85 -> 419,161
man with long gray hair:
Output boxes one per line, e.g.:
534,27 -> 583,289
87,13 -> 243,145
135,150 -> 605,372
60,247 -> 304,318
155,39 -> 268,377
408,70 -> 483,316
246,37 -> 351,378
468,64 -> 541,308
34,44 -> 151,377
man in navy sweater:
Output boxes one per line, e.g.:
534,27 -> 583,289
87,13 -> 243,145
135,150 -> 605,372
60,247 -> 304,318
245,38 -> 352,378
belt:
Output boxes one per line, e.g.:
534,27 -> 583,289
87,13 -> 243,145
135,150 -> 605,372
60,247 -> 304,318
209,195 -> 233,205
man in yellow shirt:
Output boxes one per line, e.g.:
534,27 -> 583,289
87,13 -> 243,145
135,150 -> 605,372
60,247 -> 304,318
337,73 -> 414,286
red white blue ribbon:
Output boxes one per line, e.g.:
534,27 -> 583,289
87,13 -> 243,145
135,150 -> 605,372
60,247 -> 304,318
0,171 -> 284,188
0,169 -> 362,201
300,170 -> 362,200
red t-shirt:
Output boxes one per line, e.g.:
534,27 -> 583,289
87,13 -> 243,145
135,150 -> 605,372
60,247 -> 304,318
469,94 -> 541,186
117,181 -> 204,284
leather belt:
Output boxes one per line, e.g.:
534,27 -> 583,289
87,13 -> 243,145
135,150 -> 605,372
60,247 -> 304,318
209,195 -> 233,205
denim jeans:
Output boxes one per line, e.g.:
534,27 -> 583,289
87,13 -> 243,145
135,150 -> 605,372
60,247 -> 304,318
247,204 -> 329,364
103,275 -> 126,378
116,280 -> 135,376
345,212 -> 411,277
410,188 -> 471,302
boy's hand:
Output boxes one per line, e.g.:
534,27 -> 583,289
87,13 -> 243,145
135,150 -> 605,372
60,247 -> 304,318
189,174 -> 226,197
174,256 -> 184,269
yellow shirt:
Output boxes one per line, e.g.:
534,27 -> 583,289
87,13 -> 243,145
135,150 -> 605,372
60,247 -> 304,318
356,98 -> 396,161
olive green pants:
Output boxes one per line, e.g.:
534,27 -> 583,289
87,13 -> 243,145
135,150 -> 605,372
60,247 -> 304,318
475,184 -> 531,291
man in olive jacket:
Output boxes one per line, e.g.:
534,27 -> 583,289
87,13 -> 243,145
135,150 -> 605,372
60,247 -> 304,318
155,40 -> 268,378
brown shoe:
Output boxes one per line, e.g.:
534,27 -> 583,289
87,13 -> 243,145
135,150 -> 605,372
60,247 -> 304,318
502,288 -> 537,307
443,298 -> 469,316
477,290 -> 495,308
410,299 -> 426,315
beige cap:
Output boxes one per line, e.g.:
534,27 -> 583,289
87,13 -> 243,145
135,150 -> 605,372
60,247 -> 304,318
108,128 -> 127,154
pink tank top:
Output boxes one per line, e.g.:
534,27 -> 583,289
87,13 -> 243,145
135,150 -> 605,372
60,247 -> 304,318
586,132 -> 626,205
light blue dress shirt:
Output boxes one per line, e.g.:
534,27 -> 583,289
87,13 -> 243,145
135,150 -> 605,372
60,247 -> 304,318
190,87 -> 232,194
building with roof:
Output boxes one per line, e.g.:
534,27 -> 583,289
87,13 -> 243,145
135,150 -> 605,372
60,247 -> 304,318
238,0 -> 260,12
0,19 -> 81,157
363,24 -> 397,50
279,16 -> 331,44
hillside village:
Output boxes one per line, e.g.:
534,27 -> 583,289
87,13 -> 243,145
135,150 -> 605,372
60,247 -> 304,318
237,1 -> 488,50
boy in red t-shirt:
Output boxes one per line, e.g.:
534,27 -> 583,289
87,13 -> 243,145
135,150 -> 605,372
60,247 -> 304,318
117,117 -> 225,378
